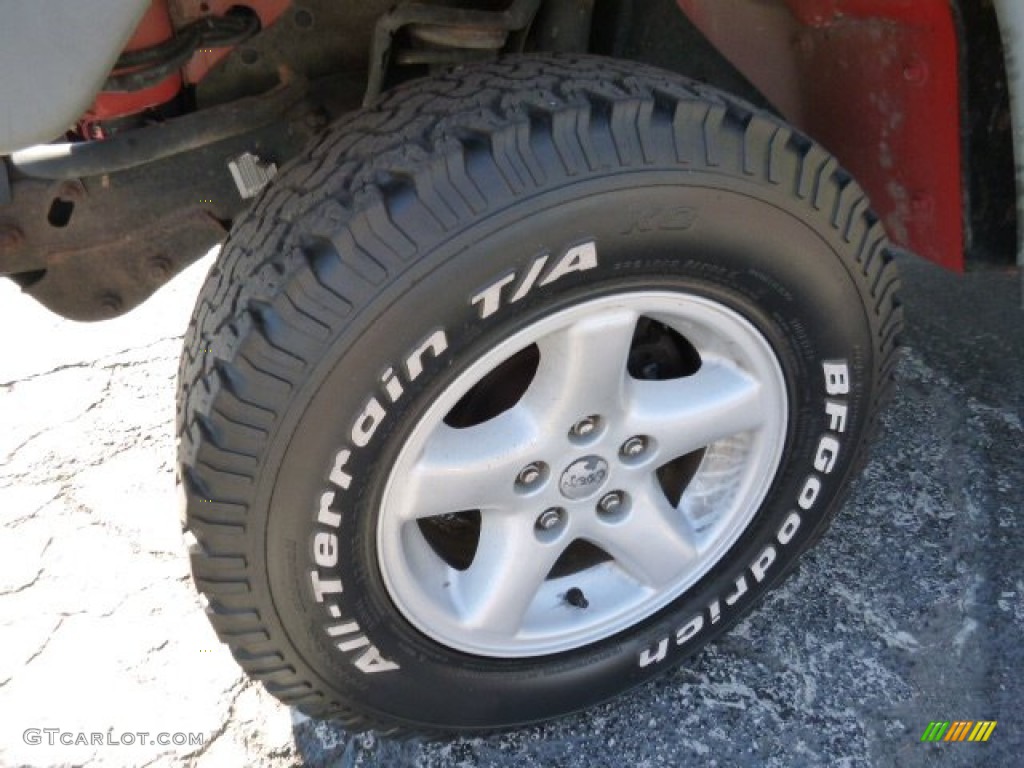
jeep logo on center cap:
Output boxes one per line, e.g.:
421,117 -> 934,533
560,456 -> 610,500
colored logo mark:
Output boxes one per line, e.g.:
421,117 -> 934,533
921,721 -> 997,742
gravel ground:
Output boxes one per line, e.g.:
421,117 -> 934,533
1,251 -> 1021,767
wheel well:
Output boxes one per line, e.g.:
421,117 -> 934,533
588,0 -> 1016,271
957,0 -> 1016,267
588,0 -> 772,112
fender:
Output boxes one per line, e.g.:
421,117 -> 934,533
676,0 -> 964,271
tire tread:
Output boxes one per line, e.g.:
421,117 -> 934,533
176,54 -> 903,733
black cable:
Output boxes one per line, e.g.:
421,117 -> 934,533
103,15 -> 260,93
114,25 -> 202,70
197,15 -> 260,46
104,43 -> 198,92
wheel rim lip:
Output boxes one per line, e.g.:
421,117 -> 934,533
377,290 -> 788,658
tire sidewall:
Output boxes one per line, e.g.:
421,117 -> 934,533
261,171 -> 874,729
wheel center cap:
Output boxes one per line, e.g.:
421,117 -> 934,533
559,456 -> 610,500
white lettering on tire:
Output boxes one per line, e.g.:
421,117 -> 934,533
472,242 -> 598,319
639,361 -> 851,668
308,327 -> 451,674
307,241 -> 601,672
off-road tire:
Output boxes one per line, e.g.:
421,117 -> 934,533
177,54 -> 902,734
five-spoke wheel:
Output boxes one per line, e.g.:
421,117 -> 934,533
180,56 -> 899,732
379,293 -> 788,656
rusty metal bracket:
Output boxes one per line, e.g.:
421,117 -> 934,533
363,0 -> 542,106
10,75 -> 306,181
23,209 -> 226,321
1,103 -> 315,321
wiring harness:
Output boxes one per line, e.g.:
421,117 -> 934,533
104,13 -> 260,92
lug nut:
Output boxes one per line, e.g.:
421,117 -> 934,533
516,462 -> 546,489
597,490 -> 626,517
620,436 -> 648,459
570,415 -> 601,440
535,507 -> 564,531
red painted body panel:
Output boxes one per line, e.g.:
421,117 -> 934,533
82,0 -> 181,132
80,0 -> 291,133
677,0 -> 964,271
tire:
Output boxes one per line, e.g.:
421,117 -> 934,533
177,54 -> 902,734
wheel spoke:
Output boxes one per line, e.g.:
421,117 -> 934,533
594,476 -> 699,588
378,291 -> 788,656
627,361 -> 766,462
391,408 -> 542,521
452,513 -> 564,635
525,309 -> 638,422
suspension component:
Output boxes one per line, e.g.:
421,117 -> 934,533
363,0 -> 542,106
